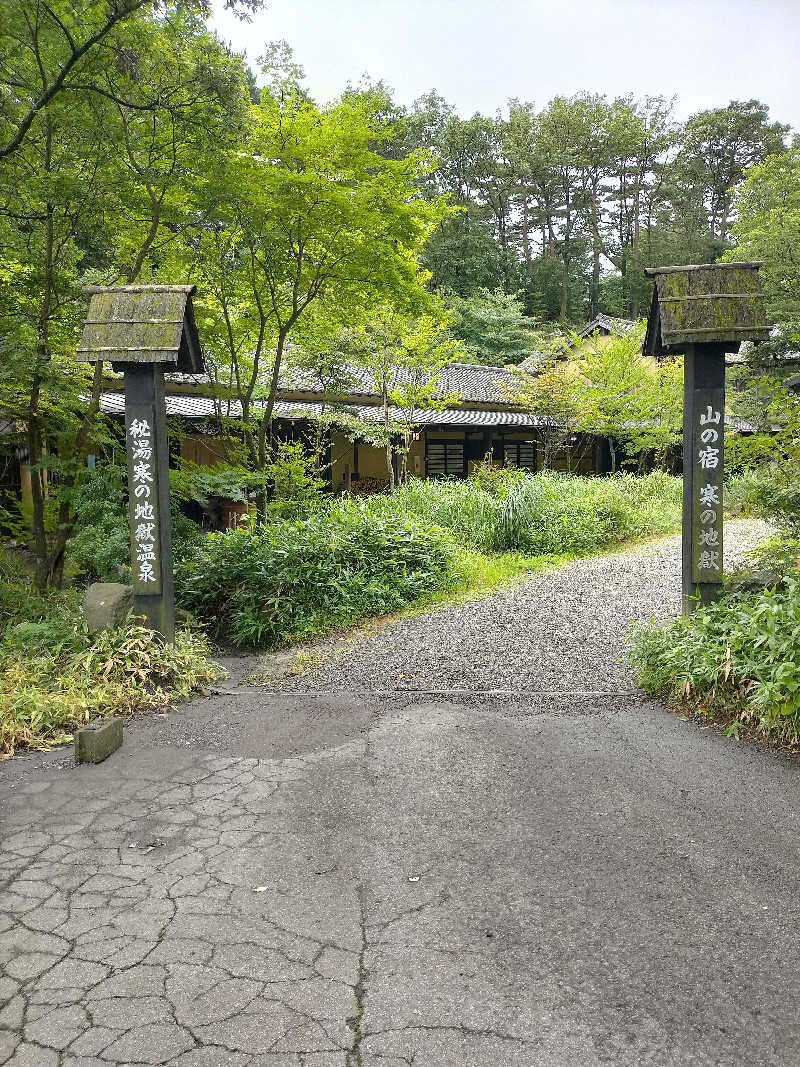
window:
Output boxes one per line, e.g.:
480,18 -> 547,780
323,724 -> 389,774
503,441 -> 537,470
426,440 -> 464,478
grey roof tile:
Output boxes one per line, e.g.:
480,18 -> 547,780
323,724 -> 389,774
97,392 -> 543,428
154,358 -> 525,406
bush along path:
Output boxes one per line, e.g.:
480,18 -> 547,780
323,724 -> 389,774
256,519 -> 772,710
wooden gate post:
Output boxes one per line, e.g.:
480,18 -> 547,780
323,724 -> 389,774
122,362 -> 174,641
77,284 -> 204,641
644,263 -> 770,614
681,342 -> 726,612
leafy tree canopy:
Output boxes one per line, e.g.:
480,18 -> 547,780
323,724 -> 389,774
443,287 -> 545,366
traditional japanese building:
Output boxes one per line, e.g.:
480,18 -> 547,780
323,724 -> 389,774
96,358 -> 609,488
570,314 -> 637,346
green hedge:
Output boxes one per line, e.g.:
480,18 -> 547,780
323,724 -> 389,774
174,502 -> 456,647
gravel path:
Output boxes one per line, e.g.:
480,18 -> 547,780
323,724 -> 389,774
265,519 -> 772,697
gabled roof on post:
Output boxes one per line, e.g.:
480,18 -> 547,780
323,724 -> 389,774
643,262 -> 770,356
76,284 -> 204,374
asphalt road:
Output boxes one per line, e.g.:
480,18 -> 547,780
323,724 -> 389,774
2,525 -> 800,1066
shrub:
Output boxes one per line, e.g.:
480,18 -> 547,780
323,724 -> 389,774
67,464 -> 131,582
175,500 -> 456,647
67,463 -> 204,582
362,470 -> 682,556
629,579 -> 800,745
724,466 -> 793,526
0,584 -> 222,755
263,440 -> 326,519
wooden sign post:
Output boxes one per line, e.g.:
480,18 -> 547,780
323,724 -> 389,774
123,364 -> 173,639
77,285 -> 204,642
644,263 -> 770,613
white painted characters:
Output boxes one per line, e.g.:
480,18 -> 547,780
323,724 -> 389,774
698,446 -> 720,469
699,405 -> 721,425
128,417 -> 158,584
699,484 -> 720,507
696,550 -> 720,570
695,400 -> 723,575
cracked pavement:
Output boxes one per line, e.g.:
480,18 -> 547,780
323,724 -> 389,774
4,531 -> 800,1064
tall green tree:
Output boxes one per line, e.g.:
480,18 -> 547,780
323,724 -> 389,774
443,287 -> 544,366
342,306 -> 460,487
727,148 -> 800,323
679,100 -> 789,243
0,0 -> 258,159
0,0 -> 251,588
188,82 -> 453,508
570,328 -> 671,472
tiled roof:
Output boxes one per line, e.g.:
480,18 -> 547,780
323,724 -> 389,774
574,315 -> 637,342
97,392 -> 763,433
154,359 -> 525,407
97,392 -> 544,428
280,361 -> 523,405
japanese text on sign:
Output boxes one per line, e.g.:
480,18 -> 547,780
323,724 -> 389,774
692,397 -> 724,583
126,408 -> 161,593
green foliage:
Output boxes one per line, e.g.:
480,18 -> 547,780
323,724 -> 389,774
725,465 -> 800,535
569,327 -> 679,470
170,461 -> 253,507
65,462 -> 204,582
66,464 -> 130,583
728,149 -> 800,322
188,82 -> 453,509
726,532 -> 800,593
516,328 -> 682,471
0,0 -> 253,590
264,441 -> 325,519
174,502 -> 456,647
725,370 -> 800,535
362,469 -> 682,556
443,288 -> 542,366
682,99 -> 789,243
0,573 -> 81,635
723,469 -> 768,518
629,580 -> 800,746
0,581 -> 222,755
330,305 -> 462,487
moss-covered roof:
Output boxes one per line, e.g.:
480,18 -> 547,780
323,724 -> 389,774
76,285 -> 204,373
643,262 -> 771,355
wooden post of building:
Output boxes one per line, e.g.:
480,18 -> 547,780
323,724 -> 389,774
644,262 -> 770,614
76,284 -> 205,642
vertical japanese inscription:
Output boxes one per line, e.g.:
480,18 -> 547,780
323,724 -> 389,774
125,403 -> 162,594
692,390 -> 724,584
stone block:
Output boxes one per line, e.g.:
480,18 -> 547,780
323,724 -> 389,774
83,583 -> 133,632
75,717 -> 123,764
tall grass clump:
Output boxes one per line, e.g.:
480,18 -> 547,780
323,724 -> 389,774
0,576 -> 222,755
174,500 -> 456,648
630,579 -> 800,746
363,470 -> 682,556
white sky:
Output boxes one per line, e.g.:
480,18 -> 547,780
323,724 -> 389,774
211,0 -> 800,131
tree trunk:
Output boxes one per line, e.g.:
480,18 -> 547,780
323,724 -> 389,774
521,194 -> 531,268
608,438 -> 617,473
560,251 -> 570,322
30,122 -> 55,591
590,180 -> 601,319
382,388 -> 395,491
560,183 -> 571,322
